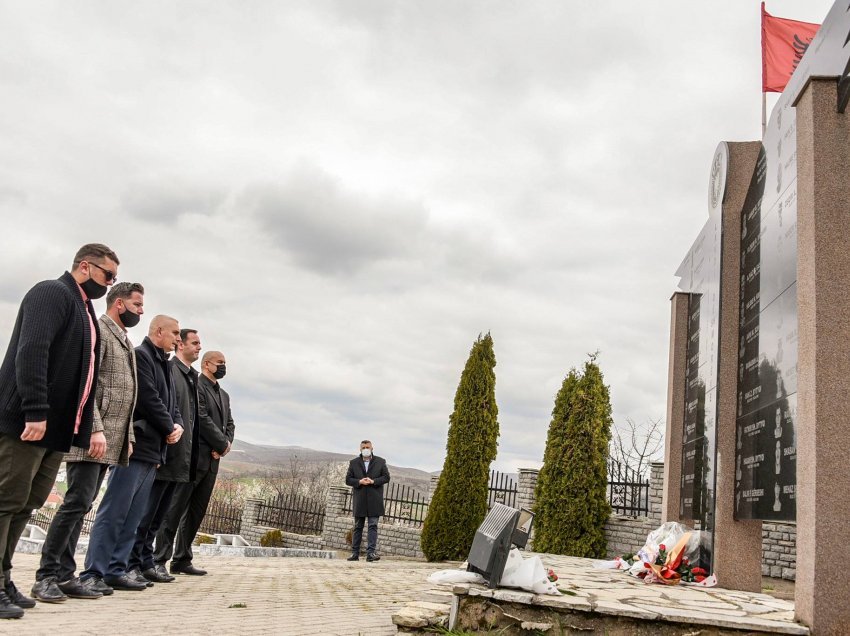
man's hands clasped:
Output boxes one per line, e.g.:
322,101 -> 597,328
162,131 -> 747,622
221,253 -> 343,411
166,423 -> 184,445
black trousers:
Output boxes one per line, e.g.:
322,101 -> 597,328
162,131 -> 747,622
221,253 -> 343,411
155,467 -> 217,567
37,461 -> 108,582
128,479 -> 177,572
0,434 -> 63,583
351,516 -> 379,556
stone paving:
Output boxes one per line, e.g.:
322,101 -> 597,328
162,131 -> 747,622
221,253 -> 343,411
0,552 -> 446,636
1,551 -> 809,635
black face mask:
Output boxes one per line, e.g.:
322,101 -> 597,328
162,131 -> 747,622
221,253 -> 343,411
213,364 -> 227,380
81,276 -> 108,300
118,307 -> 141,328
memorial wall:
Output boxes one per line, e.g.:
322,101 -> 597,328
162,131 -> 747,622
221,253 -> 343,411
734,109 -> 798,521
675,2 -> 850,530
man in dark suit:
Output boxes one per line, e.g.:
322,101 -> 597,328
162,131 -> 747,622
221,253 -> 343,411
345,440 -> 390,562
0,243 -> 117,618
160,350 -> 234,576
130,328 -> 202,583
80,315 -> 183,592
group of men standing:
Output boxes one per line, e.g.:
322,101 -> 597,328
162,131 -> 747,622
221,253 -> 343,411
0,244 -> 236,619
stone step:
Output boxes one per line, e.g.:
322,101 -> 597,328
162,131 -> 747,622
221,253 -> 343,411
392,600 -> 450,633
419,588 -> 454,604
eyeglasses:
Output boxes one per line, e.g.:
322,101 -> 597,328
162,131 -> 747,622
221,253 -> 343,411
87,261 -> 117,282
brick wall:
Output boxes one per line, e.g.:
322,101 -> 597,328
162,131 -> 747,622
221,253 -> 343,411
761,521 -> 796,580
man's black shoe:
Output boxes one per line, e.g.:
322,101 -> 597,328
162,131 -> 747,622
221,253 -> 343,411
346,555 -> 359,561
4,581 -> 35,609
127,569 -> 154,587
31,577 -> 68,603
366,555 -> 381,562
103,574 -> 147,591
0,591 -> 24,619
142,568 -> 172,583
154,565 -> 176,582
170,564 -> 207,576
87,577 -> 114,596
57,577 -> 102,599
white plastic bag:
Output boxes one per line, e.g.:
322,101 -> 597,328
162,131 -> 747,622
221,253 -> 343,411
593,556 -> 630,570
427,570 -> 486,585
499,547 -> 560,595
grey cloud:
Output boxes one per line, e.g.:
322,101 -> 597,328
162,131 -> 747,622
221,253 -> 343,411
120,179 -> 227,221
241,164 -> 429,274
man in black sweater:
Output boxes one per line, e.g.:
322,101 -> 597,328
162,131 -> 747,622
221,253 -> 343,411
0,243 -> 119,619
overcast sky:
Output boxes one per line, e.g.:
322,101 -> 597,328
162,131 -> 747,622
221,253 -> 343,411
0,1 -> 833,472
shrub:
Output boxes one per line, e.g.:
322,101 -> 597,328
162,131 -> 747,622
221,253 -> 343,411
194,533 -> 215,545
260,529 -> 284,547
533,355 -> 612,557
421,333 -> 499,561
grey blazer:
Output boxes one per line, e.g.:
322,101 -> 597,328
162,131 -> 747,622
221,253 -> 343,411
65,314 -> 137,466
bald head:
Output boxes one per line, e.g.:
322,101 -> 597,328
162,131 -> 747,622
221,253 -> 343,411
202,350 -> 227,383
149,315 -> 181,352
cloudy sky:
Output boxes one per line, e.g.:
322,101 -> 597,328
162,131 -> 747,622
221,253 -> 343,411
0,1 -> 833,472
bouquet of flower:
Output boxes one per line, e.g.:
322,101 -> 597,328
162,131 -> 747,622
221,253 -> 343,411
633,532 -> 708,585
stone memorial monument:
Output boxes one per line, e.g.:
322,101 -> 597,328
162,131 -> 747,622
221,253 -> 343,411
664,2 -> 850,632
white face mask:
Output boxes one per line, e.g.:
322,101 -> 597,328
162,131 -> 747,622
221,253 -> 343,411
361,448 -> 372,458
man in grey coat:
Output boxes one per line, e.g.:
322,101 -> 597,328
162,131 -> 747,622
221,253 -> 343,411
345,440 -> 390,562
32,283 -> 144,602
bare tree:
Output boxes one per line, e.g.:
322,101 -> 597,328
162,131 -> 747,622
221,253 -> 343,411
609,417 -> 664,478
255,454 -> 337,503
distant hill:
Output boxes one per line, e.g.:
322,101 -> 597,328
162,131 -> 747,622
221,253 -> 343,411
220,439 -> 435,493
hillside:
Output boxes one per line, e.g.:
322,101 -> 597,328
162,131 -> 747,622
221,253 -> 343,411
220,439 -> 435,493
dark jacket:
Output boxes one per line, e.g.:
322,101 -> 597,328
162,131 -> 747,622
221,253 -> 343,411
345,455 -> 390,518
0,272 -> 100,452
131,337 -> 182,465
196,374 -> 235,475
156,358 -> 200,482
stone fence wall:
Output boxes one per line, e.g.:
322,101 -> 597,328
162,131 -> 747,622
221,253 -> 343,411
762,521 -> 796,580
602,462 -> 664,558
235,461 -> 796,579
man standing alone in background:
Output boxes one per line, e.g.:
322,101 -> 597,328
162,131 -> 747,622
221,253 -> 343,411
345,441 -> 390,562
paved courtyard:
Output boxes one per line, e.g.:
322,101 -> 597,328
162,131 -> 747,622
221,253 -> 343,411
1,553 -> 446,636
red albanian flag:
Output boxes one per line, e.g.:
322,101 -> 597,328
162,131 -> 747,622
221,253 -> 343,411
761,2 -> 820,93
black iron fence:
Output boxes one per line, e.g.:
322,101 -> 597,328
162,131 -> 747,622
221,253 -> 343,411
30,506 -> 98,535
487,470 -> 518,509
198,500 -> 243,535
256,493 -> 325,535
343,482 -> 429,527
607,460 -> 650,517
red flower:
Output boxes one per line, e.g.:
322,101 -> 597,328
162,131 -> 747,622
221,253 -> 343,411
659,544 -> 666,551
695,575 -> 706,583
691,567 -> 708,576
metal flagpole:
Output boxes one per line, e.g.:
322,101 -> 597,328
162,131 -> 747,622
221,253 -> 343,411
762,92 -> 767,138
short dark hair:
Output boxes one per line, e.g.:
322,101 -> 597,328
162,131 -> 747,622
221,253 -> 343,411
106,282 -> 144,309
180,329 -> 198,342
360,440 -> 372,446
72,243 -> 120,269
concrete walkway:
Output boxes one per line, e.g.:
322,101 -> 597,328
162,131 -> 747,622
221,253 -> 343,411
1,552 -> 447,636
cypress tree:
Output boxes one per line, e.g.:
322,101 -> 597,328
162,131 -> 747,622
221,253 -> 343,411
533,356 -> 612,557
421,333 -> 499,562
